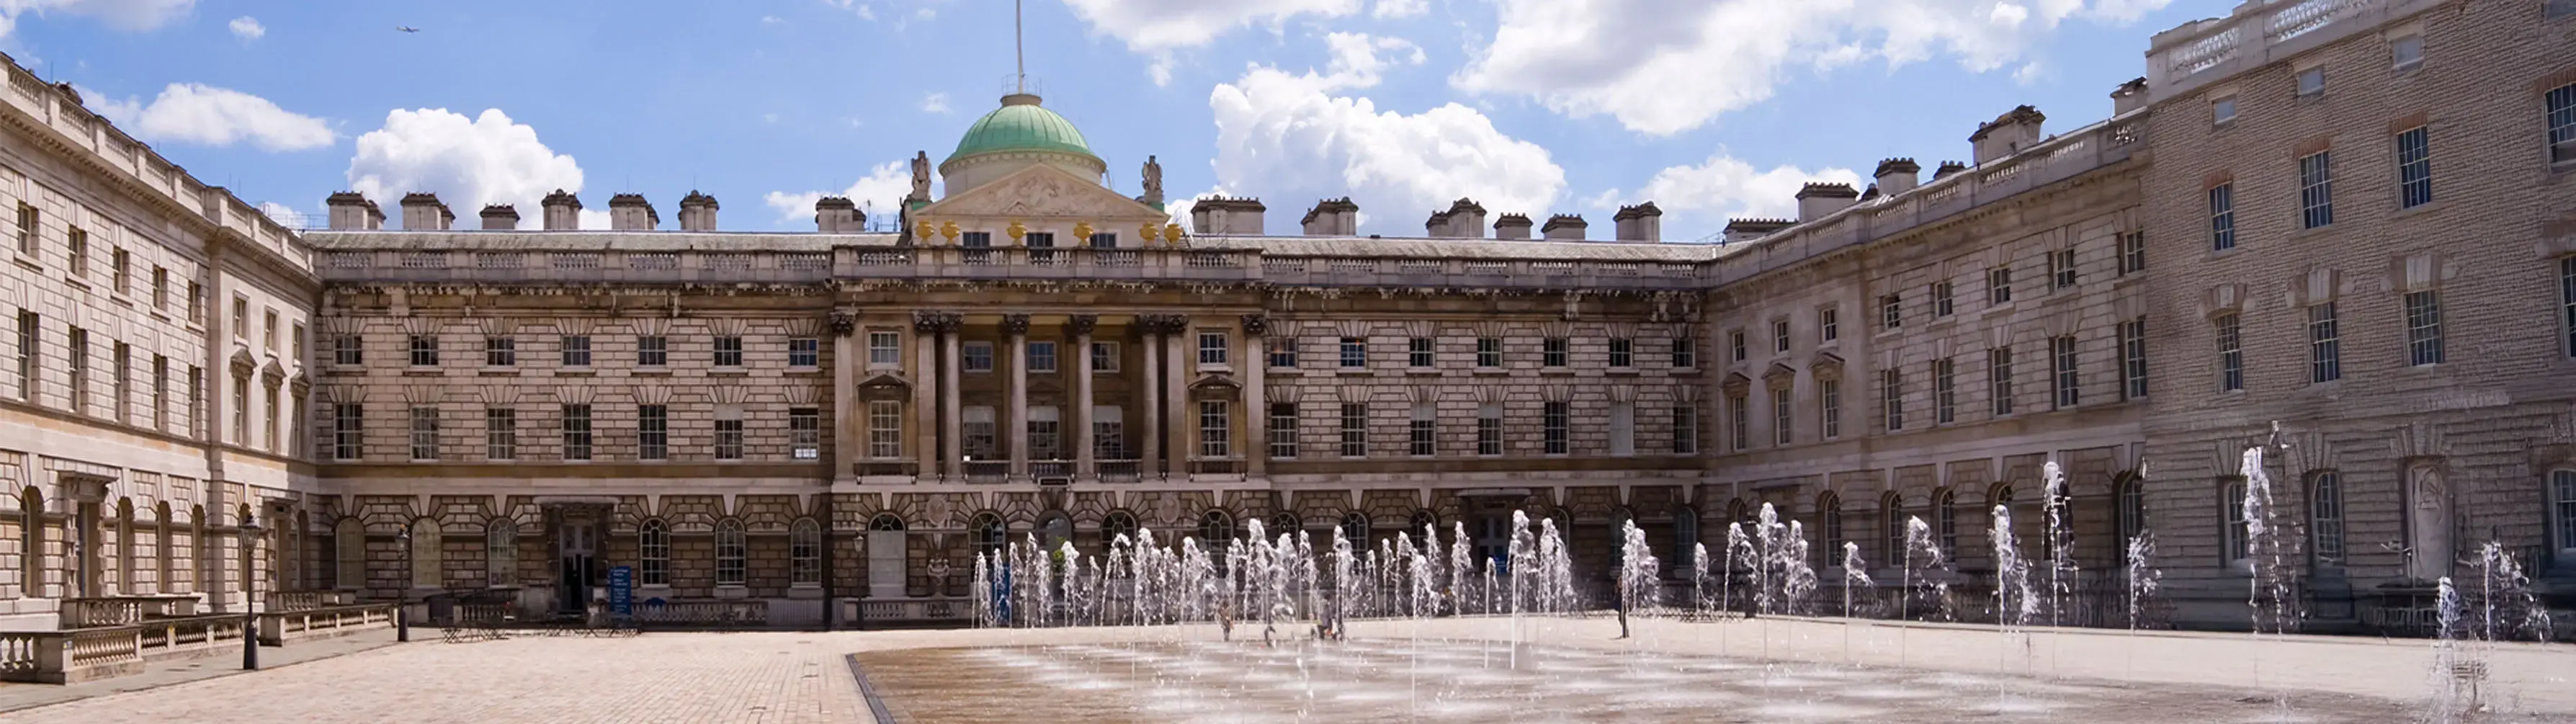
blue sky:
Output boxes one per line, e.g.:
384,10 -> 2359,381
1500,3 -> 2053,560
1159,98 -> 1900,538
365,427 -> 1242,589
12,0 -> 2228,240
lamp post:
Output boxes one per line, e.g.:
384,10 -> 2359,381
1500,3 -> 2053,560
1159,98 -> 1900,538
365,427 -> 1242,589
396,527 -> 411,642
240,511 -> 261,671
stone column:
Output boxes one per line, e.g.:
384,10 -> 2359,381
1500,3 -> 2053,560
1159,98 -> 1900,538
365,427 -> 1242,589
1162,318 -> 1188,478
1070,315 -> 1098,481
911,313 -> 946,481
941,321 -> 964,480
1241,314 -> 1269,478
1140,322 -> 1162,480
1001,313 -> 1031,481
830,310 -> 859,483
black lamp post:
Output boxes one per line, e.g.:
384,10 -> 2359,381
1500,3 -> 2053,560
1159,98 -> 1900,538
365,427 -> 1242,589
240,511 -> 261,671
396,527 -> 411,642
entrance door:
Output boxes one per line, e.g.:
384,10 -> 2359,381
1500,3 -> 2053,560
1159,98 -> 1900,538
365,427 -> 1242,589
558,519 -> 596,614
76,501 -> 101,598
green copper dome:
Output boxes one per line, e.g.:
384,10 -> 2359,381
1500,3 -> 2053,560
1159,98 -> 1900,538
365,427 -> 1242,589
945,94 -> 1097,165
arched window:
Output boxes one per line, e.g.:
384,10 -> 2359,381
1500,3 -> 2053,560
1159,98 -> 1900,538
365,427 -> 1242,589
1882,493 -> 1905,564
1410,509 -> 1437,539
715,519 -> 747,586
333,517 -> 362,589
2115,474 -> 2147,543
1341,511 -> 1370,546
2220,478 -> 2250,567
187,504 -> 205,594
1673,506 -> 1699,571
1199,509 -> 1235,560
639,519 -> 671,586
1039,512 -> 1072,552
2309,471 -> 2343,568
290,510 -> 309,591
486,519 -> 516,586
869,513 -> 906,532
21,487 -> 42,596
790,519 -> 822,586
1101,511 -> 1138,546
970,512 -> 1007,563
408,518 -> 441,589
1818,493 -> 1845,563
1933,488 -> 1958,555
867,514 -> 906,597
1726,498 -> 1749,527
2549,469 -> 2576,558
116,498 -> 135,596
1268,511 -> 1299,542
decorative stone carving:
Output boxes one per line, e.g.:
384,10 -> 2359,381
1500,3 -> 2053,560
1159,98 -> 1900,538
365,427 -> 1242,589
1135,313 -> 1189,335
1238,313 -> 1269,337
998,313 -> 1032,336
828,310 -> 857,337
1066,314 -> 1099,336
911,310 -> 962,334
908,151 -> 932,202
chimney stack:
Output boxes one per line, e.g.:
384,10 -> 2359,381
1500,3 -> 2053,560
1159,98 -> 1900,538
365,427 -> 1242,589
608,193 -> 658,231
677,191 -> 719,231
814,196 -> 864,233
398,192 -> 453,231
1189,197 -> 1266,235
1439,199 -> 1487,238
540,189 -> 581,230
1300,197 -> 1358,236
1540,214 -> 1587,241
1722,218 -> 1794,244
1611,202 -> 1663,242
1932,161 -> 1969,182
479,204 -> 519,230
2111,77 -> 2149,116
1969,104 -> 2047,164
324,192 -> 384,231
1872,158 -> 1921,197
1492,213 -> 1533,240
1795,183 -> 1860,223
1423,210 -> 1451,237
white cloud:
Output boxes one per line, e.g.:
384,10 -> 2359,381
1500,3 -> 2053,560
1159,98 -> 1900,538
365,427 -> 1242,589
0,0 -> 197,37
226,15 -> 260,41
761,15 -> 784,24
345,108 -> 586,231
1207,35 -> 1563,236
1319,32 -> 1422,88
762,161 -> 914,227
1454,0 -> 2173,136
1591,152 -> 1861,241
920,92 -> 949,114
1372,0 -> 1426,18
82,83 -> 332,151
762,112 -> 779,123
256,201 -> 302,228
1063,0 -> 1361,83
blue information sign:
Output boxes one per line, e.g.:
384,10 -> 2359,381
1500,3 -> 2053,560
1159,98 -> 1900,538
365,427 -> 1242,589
608,566 -> 634,616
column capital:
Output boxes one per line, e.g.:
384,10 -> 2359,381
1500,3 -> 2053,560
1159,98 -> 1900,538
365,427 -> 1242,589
911,310 -> 962,334
1136,313 -> 1190,335
828,310 -> 858,337
1066,314 -> 1099,336
998,313 -> 1032,336
1238,313 -> 1271,337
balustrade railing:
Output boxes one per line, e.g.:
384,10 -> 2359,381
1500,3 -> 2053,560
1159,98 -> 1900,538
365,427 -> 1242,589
1096,460 -> 1142,483
1029,460 -> 1073,479
264,590 -> 355,612
964,460 -> 1010,483
0,613 -> 253,683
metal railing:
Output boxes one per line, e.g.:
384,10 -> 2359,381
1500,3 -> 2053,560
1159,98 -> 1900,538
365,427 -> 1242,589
963,460 -> 1010,483
1096,460 -> 1142,483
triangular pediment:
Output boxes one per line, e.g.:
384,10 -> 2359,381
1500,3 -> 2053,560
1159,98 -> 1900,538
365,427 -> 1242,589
919,164 -> 1169,222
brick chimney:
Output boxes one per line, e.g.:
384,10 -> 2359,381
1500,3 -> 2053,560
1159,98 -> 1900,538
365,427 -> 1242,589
1300,197 -> 1358,236
324,192 -> 384,231
608,193 -> 658,231
479,204 -> 519,230
1611,202 -> 1662,242
1794,183 -> 1860,223
1189,197 -> 1266,235
1540,214 -> 1587,241
1932,161 -> 1969,182
1873,158 -> 1921,197
2111,77 -> 2149,116
540,189 -> 581,231
1492,213 -> 1533,240
1969,104 -> 2047,164
814,196 -> 864,233
1722,218 -> 1794,244
398,192 -> 453,231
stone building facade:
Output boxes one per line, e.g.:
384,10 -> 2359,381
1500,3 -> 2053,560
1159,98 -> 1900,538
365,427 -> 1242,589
3,0 -> 2568,633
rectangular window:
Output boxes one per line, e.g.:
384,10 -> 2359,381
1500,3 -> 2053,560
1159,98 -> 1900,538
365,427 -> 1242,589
2551,83 -> 2576,165
333,403 -> 363,460
151,355 -> 168,431
1990,346 -> 2016,416
66,327 -> 87,414
1820,379 -> 1842,439
408,406 -> 439,460
1408,337 -> 1436,367
1730,330 -> 1747,362
12,202 -> 32,255
1771,388 -> 1793,446
2119,232 -> 2146,276
1267,336 -> 1297,368
1728,393 -> 1749,452
560,335 -> 590,367
638,336 -> 667,367
1027,340 -> 1057,373
2405,290 -> 2445,366
1028,406 -> 1060,460
1670,337 -> 1695,368
962,341 -> 994,372
869,331 -> 900,366
1933,358 -> 1956,424
1269,403 -> 1299,459
485,336 -> 516,367
2391,34 -> 2422,70
2297,66 -> 2325,97
1607,338 -> 1632,367
1409,403 -> 1436,456
1477,337 -> 1503,368
486,408 -> 516,460
1772,321 -> 1790,354
1879,295 -> 1902,329
714,408 -> 744,460
1197,401 -> 1230,457
2216,313 -> 2245,392
1543,401 -> 1570,455
1339,337 -> 1367,367
962,406 -> 996,459
2396,127 -> 2433,210
792,406 -> 823,459
2223,480 -> 2250,566
1542,337 -> 1568,367
2120,316 -> 2148,400
292,323 -> 305,360
960,231 -> 991,248
713,336 -> 743,367
562,404 -> 593,460
185,365 -> 201,438
1339,403 -> 1368,457
1091,341 -> 1120,372
233,298 -> 247,339
866,401 -> 900,458
262,385 -> 277,451
2051,335 -> 2080,408
2214,95 -> 2238,125
1989,267 -> 2013,305
638,405 -> 668,460
1880,367 -> 1903,431
1197,331 -> 1228,366
2050,249 -> 2078,290
1671,406 -> 1697,454
408,335 -> 438,366
1088,232 -> 1117,249
2563,257 -> 2576,359
263,310 -> 277,351
2308,302 -> 2342,383
1933,281 -> 1955,317
1819,308 -> 1839,342
231,373 -> 245,443
1477,403 -> 1504,456
789,337 -> 820,367
152,267 -> 168,309
1607,402 -> 1634,456
66,226 -> 86,276
2209,184 -> 2237,251
110,247 -> 129,294
2299,151 -> 2335,229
